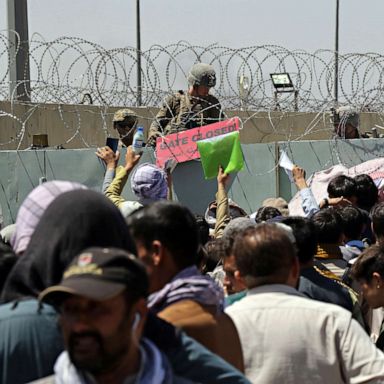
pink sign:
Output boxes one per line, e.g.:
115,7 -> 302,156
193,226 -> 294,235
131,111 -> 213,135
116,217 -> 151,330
155,117 -> 240,167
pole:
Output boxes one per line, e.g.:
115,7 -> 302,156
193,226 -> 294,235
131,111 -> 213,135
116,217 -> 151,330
7,0 -> 31,101
136,0 -> 142,106
334,0 -> 339,106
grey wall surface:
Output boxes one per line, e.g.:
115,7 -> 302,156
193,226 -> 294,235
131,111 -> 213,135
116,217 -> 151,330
3,100 -> 378,149
1,138 -> 384,226
0,145 -> 278,226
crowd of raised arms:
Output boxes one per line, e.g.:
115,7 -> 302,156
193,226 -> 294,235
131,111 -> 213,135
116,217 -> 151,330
1,63 -> 384,384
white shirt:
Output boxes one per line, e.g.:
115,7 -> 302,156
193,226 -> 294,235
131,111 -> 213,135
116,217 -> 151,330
226,284 -> 384,384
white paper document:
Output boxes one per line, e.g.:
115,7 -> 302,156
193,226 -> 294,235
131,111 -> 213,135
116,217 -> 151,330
279,150 -> 294,182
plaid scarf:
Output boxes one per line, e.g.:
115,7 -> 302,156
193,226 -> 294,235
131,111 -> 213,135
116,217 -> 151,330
148,266 -> 224,314
130,163 -> 167,202
11,181 -> 86,255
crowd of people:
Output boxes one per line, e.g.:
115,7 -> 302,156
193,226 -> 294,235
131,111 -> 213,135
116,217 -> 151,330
1,63 -> 384,383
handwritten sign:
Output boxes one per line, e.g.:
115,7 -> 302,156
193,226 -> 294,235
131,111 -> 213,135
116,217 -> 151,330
155,117 -> 240,167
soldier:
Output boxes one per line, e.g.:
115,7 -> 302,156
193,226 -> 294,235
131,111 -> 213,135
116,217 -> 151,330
148,63 -> 224,146
334,110 -> 360,139
112,108 -> 138,147
96,109 -> 138,182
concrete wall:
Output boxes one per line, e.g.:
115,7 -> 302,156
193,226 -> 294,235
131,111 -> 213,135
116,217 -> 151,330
0,100 -> 358,149
2,101 -> 384,227
1,138 -> 384,227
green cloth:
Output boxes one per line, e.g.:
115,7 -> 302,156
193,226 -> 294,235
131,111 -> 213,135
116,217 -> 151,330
197,131 -> 244,179
225,291 -> 247,307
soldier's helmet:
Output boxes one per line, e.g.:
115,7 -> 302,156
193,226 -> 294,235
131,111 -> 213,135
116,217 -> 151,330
112,109 -> 138,128
187,63 -> 216,88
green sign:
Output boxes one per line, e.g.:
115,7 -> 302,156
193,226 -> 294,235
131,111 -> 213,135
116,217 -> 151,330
197,131 -> 244,179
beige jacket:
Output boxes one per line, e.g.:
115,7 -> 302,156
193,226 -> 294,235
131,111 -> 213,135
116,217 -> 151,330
158,299 -> 244,373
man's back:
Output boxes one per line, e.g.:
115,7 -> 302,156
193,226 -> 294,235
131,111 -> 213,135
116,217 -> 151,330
226,284 -> 384,384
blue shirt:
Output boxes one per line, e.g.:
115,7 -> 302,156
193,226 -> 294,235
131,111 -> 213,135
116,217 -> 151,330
0,299 -> 63,384
300,187 -> 320,217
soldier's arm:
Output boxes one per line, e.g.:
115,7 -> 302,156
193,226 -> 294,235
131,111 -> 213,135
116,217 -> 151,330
208,95 -> 225,121
148,95 -> 176,146
219,103 -> 226,120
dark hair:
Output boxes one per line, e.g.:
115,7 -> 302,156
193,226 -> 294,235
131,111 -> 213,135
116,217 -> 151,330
371,202 -> 384,239
281,216 -> 318,264
128,201 -> 199,270
312,208 -> 343,244
195,214 -> 210,245
255,206 -> 282,224
352,244 -> 384,282
338,206 -> 364,240
200,239 -> 224,273
355,174 -> 378,211
220,236 -> 233,259
327,175 -> 357,199
233,224 -> 296,284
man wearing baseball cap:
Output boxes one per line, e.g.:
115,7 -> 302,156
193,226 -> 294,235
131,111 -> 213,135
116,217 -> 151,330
112,108 -> 138,147
37,247 -> 190,384
96,108 -> 138,194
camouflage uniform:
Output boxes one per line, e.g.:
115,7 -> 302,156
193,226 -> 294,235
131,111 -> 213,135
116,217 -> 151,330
148,63 -> 224,146
148,91 -> 223,145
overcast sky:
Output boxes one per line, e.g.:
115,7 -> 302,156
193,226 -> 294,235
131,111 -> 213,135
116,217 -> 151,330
1,0 -> 384,53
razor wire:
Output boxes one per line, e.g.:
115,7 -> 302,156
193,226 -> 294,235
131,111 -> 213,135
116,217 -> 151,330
2,32 -> 384,150
4,33 -> 384,109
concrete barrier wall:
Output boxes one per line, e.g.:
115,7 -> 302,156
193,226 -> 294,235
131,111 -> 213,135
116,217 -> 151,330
1,138 -> 384,227
0,100 -> 366,149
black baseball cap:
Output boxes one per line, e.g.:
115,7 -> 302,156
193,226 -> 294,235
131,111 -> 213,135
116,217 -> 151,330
39,247 -> 148,305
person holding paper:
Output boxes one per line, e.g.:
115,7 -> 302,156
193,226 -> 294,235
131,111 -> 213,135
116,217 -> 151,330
292,165 -> 353,217
147,63 -> 224,146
